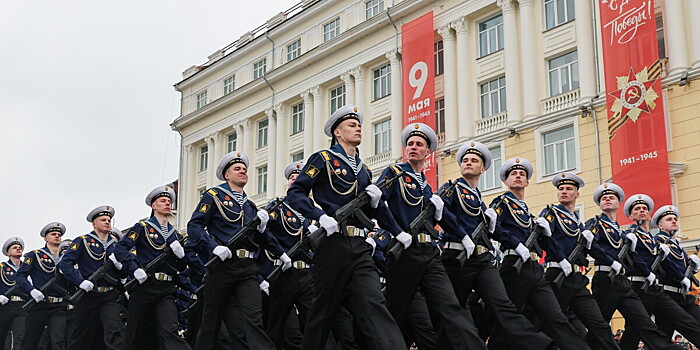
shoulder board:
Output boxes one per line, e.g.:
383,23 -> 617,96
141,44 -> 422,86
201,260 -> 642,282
390,165 -> 402,174
208,189 -> 218,196
79,235 -> 87,239
139,221 -> 147,227
320,151 -> 331,161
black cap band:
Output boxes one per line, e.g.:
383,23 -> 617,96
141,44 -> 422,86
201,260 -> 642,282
330,114 -> 360,137
222,158 -> 246,177
150,192 -> 171,205
506,164 -> 526,177
556,179 -> 580,188
600,189 -> 621,199
407,130 -> 431,148
656,210 -> 677,224
91,211 -> 113,222
464,148 -> 486,163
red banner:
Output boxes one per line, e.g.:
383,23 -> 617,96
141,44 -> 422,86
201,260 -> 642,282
401,11 -> 437,189
598,0 -> 671,224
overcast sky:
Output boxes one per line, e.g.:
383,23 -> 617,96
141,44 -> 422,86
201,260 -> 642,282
0,0 -> 299,251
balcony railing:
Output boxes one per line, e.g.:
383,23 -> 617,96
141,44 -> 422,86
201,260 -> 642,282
475,112 -> 508,135
542,88 -> 580,114
367,151 -> 392,169
437,132 -> 446,148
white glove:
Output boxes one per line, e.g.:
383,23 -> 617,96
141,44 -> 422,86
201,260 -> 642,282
365,184 -> 383,209
581,230 -> 594,249
646,272 -> 656,285
610,261 -> 622,274
396,231 -> 412,249
213,245 -> 232,261
307,224 -> 318,233
133,268 -> 148,284
108,253 -> 123,271
257,209 -> 270,232
535,217 -> 552,237
280,253 -> 292,271
319,214 -> 338,236
515,243 -> 530,262
559,259 -> 572,276
659,244 -> 671,259
484,208 -> 497,233
169,240 -> 185,259
0,295 -> 8,305
30,289 -> 44,303
682,277 -> 691,291
365,236 -> 377,255
625,233 -> 638,252
79,280 -> 94,292
461,235 -> 475,259
430,195 -> 445,221
690,255 -> 700,272
259,280 -> 270,295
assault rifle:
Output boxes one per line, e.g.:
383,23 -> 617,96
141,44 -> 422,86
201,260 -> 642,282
388,180 -> 456,261
507,205 -> 553,274
1,283 -> 29,301
124,236 -> 188,291
553,239 -> 587,288
267,171 -> 404,283
22,273 -> 69,309
68,259 -> 119,303
455,194 -> 504,267
640,235 -> 670,293
609,238 -> 632,282
682,245 -> 700,296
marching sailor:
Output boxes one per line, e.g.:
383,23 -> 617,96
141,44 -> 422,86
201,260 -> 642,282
0,237 -> 27,349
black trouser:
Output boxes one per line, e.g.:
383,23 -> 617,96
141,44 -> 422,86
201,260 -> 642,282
194,258 -> 272,350
269,268 -> 314,350
401,291 -> 436,350
386,242 -> 484,350
545,268 -> 620,350
442,249 -> 554,350
20,301 -> 66,350
123,279 -> 191,350
301,234 -> 405,350
490,256 -> 590,350
660,289 -> 700,341
66,289 -> 123,350
0,301 -> 26,349
619,282 -> 700,349
590,272 -> 684,350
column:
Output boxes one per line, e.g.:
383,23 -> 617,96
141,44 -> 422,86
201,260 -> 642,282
236,122 -> 245,152
498,0 -> 523,123
518,0 -> 544,118
178,144 -> 191,227
265,108 -> 278,199
570,0 -> 596,102
311,85 -> 324,151
451,17 -> 474,140
242,120 -> 253,159
351,66 -> 371,157
301,90 -> 314,158
341,72 -> 355,104
275,103 -> 288,196
205,135 -> 217,187
438,25 -> 459,144
185,144 -> 197,226
213,131 -> 224,168
665,0 -> 689,76
686,0 -> 700,68
386,50 -> 403,161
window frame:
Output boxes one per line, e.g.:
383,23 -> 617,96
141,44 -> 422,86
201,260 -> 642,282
199,145 -> 208,172
286,39 -> 301,62
291,102 -> 304,135
372,63 -> 391,101
253,58 -> 267,80
373,119 -> 392,155
292,151 -> 304,162
227,133 -> 237,153
323,18 -> 341,42
544,0 -> 575,30
329,85 -> 346,113
257,118 -> 269,149
223,75 -> 235,95
434,41 -> 444,76
365,0 -> 384,20
257,165 -> 268,194
435,98 -> 446,134
195,90 -> 207,110
548,51 -> 579,96
477,141 -> 506,195
478,14 -> 504,58
534,118 -> 581,182
480,76 -> 507,118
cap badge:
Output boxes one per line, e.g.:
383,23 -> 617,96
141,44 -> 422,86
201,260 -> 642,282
637,195 -> 642,199
236,153 -> 241,157
604,184 -> 609,188
470,142 -> 475,147
561,173 -> 566,178
414,124 -> 420,129
515,158 -> 521,163
164,187 -> 169,191
353,107 -> 358,112
296,164 -> 301,169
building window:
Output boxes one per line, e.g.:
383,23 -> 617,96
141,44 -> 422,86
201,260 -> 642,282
329,85 -> 346,113
287,39 -> 301,62
373,119 -> 391,155
199,145 -> 208,172
257,119 -> 269,149
480,77 -> 507,118
292,151 -> 304,162
435,99 -> 446,134
373,64 -> 391,100
542,126 -> 576,175
365,0 -> 384,19
223,76 -> 235,95
434,41 -> 444,76
198,187 -> 206,198
227,133 -> 237,153
548,51 -> 579,96
544,0 -> 575,30
478,145 -> 502,190
656,15 -> 666,58
196,91 -> 207,109
291,102 -> 304,135
253,58 -> 267,80
257,165 -> 268,194
323,18 -> 340,42
478,15 -> 504,57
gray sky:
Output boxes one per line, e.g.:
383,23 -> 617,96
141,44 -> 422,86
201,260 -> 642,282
0,0 -> 298,251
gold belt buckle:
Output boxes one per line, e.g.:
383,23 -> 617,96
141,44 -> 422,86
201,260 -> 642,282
294,261 -> 305,269
346,225 -> 358,237
10,296 -> 23,302
476,245 -> 487,254
418,233 -> 430,243
237,249 -> 248,258
530,252 -> 539,261
47,296 -> 63,303
96,286 -> 112,293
